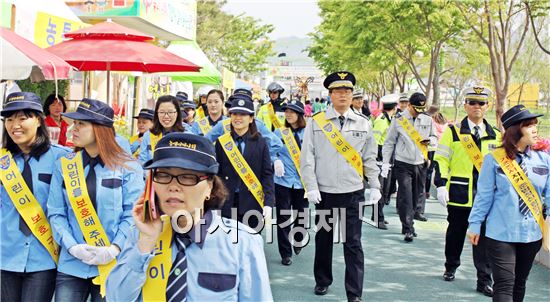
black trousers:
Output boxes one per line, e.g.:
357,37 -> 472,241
444,206 -> 492,286
486,238 -> 542,302
275,184 -> 309,258
425,151 -> 435,193
314,190 -> 364,299
394,161 -> 427,233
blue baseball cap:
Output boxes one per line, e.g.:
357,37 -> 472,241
501,105 -> 543,130
143,133 -> 219,174
133,108 -> 154,120
62,98 -> 114,127
228,95 -> 255,115
180,99 -> 196,110
282,99 -> 304,114
175,91 -> 188,101
1,92 -> 43,117
234,88 -> 253,98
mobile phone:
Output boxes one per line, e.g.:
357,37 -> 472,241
143,171 -> 158,222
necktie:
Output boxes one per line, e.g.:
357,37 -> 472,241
293,130 -> 302,150
86,157 -> 99,209
166,234 -> 192,302
473,126 -> 481,149
338,116 -> 345,129
236,137 -> 244,154
518,154 -> 530,216
19,155 -> 33,236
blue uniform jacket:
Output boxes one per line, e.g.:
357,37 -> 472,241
106,212 -> 273,302
47,151 -> 145,278
206,119 -> 283,163
215,133 -> 275,215
190,115 -> 228,136
1,145 -> 70,273
273,127 -> 304,189
115,134 -> 132,155
138,129 -> 192,165
469,149 -> 550,243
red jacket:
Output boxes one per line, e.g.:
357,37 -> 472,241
45,115 -> 68,146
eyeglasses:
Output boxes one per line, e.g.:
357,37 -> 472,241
466,100 -> 488,106
331,90 -> 352,96
157,111 -> 178,117
153,171 -> 211,186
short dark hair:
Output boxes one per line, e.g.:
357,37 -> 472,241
2,110 -> 50,156
206,89 -> 224,102
43,94 -> 67,116
501,118 -> 538,159
151,95 -> 185,135
284,113 -> 306,129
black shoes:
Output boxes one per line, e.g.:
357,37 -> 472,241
477,284 -> 494,297
281,257 -> 292,266
414,213 -> 428,221
443,270 -> 455,281
314,285 -> 328,295
348,297 -> 362,302
404,232 -> 414,242
293,246 -> 302,255
377,222 -> 388,230
401,230 -> 417,237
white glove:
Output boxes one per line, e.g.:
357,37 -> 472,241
262,206 -> 272,218
68,244 -> 95,262
82,245 -> 120,266
437,186 -> 449,207
306,190 -> 322,204
380,163 -> 391,178
366,188 -> 382,206
274,159 -> 285,177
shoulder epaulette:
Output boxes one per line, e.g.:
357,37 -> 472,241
352,110 -> 368,120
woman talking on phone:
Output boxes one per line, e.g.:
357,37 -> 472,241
106,133 -> 272,301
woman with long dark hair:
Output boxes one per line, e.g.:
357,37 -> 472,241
47,98 -> 144,302
468,105 -> 549,302
1,92 -> 70,302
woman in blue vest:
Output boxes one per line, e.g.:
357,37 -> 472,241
106,132 -> 273,301
47,98 -> 144,302
468,105 -> 549,302
215,96 -> 275,230
139,95 -> 186,165
1,92 -> 70,302
273,100 -> 309,266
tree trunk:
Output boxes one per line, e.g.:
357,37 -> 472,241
432,58 -> 441,106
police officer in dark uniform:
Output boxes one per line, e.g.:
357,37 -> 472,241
258,82 -> 286,131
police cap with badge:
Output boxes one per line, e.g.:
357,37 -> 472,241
323,71 -> 356,90
399,93 -> 409,103
227,88 -> 253,109
133,108 -> 155,121
228,94 -> 255,115
62,98 -> 114,127
380,93 -> 399,110
409,92 -> 427,113
501,105 -> 543,130
1,92 -> 43,116
463,86 -> 491,105
144,132 -> 219,174
282,99 -> 305,114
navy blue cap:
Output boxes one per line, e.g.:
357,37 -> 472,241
323,71 -> 356,90
501,105 -> 543,129
228,95 -> 255,115
282,99 -> 304,114
1,92 -> 43,117
234,88 -> 253,98
143,133 -> 219,174
175,91 -> 188,102
62,98 -> 114,127
133,108 -> 154,120
409,92 -> 427,112
180,99 -> 196,110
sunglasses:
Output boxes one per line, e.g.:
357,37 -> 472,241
466,100 -> 488,106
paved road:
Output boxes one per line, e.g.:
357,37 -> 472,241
263,196 -> 550,302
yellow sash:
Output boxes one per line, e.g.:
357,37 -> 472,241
196,106 -> 206,120
218,133 -> 264,207
129,134 -> 140,158
279,127 -> 306,188
60,152 -> 116,297
197,117 -> 212,135
452,125 -> 484,172
142,215 -> 173,302
313,112 -> 363,178
150,133 -> 162,154
0,149 -> 59,264
268,103 -> 283,129
222,119 -> 231,133
395,115 -> 428,161
492,148 -> 547,246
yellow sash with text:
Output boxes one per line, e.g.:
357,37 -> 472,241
395,115 -> 428,161
493,148 -> 548,251
130,134 -> 140,158
218,133 -> 264,207
268,103 -> 283,129
313,112 -> 363,178
279,127 -> 306,188
452,125 -> 484,172
197,117 -> 212,135
150,133 -> 162,154
0,149 -> 59,264
61,152 -> 116,297
196,106 -> 206,120
222,119 -> 231,133
142,215 -> 173,302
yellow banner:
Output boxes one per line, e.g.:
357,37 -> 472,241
452,125 -> 484,172
34,12 -> 86,48
150,133 -> 162,154
222,119 -> 231,133
313,112 -> 363,178
0,149 -> 59,264
197,117 -> 212,135
395,115 -> 428,161
218,133 -> 264,207
268,103 -> 283,129
196,106 -> 206,120
280,127 -> 304,182
142,215 -> 172,302
61,152 -> 116,297
492,148 -> 547,249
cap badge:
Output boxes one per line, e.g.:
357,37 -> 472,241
238,100 -> 245,106
473,87 -> 484,94
337,72 -> 348,80
291,100 -> 296,105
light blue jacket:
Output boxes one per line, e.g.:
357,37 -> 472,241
273,127 -> 304,189
469,149 -> 550,243
106,211 -> 273,302
115,134 -> 132,155
1,145 -> 70,273
47,150 -> 145,278
190,115 -> 228,136
138,128 -> 192,165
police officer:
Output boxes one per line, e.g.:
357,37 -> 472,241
1,92 -> 70,302
397,93 -> 409,113
130,109 -> 155,157
258,82 -> 286,131
371,93 -> 400,229
381,92 -> 437,242
434,86 -> 498,296
301,71 -> 381,302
